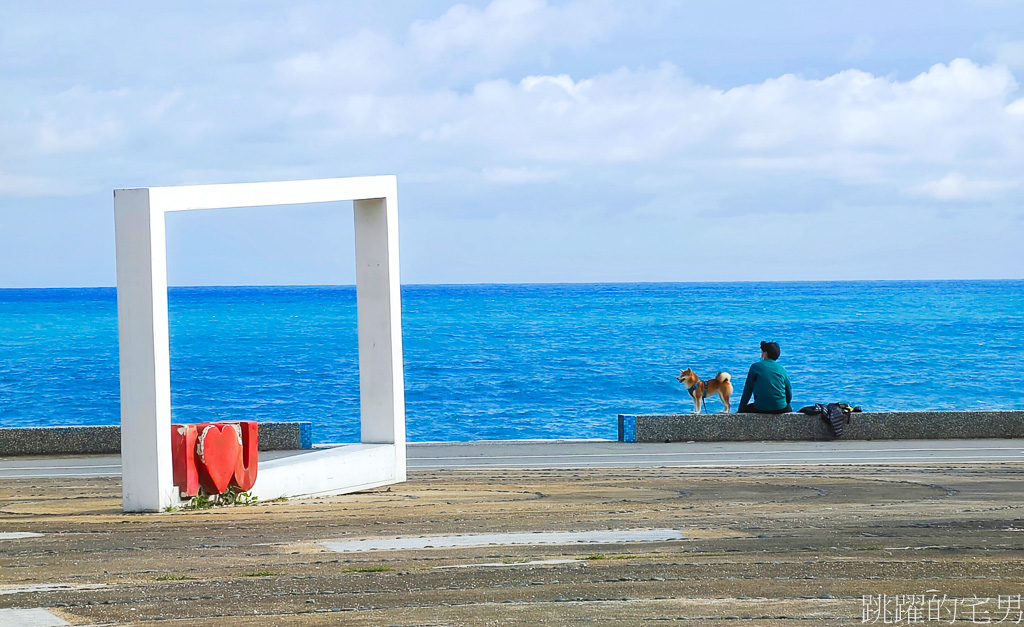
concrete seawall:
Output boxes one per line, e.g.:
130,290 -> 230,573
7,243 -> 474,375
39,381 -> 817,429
0,421 -> 312,456
618,410 -> 1024,442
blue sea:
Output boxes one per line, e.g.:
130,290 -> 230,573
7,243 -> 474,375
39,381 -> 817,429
1,281 -> 1022,443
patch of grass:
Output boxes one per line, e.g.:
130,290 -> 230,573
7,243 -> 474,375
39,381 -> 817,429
344,566 -> 392,573
181,492 -> 215,510
222,489 -> 257,506
243,570 -> 278,577
155,574 -> 193,581
162,505 -> 179,513
596,552 -> 660,561
583,554 -> 607,560
179,488 -> 258,510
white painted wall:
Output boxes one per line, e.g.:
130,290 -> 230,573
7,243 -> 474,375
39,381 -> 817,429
113,176 -> 406,512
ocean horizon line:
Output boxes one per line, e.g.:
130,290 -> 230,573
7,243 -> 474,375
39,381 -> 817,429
2,277 -> 1023,292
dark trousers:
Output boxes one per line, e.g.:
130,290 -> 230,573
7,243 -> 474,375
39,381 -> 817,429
738,404 -> 793,414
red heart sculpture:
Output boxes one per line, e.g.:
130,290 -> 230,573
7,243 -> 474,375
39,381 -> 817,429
196,424 -> 242,494
170,424 -> 199,497
231,421 -> 259,492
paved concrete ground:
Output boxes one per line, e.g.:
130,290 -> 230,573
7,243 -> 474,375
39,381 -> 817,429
404,439 -> 1024,469
2,438 -> 1023,479
2,446 -> 1024,625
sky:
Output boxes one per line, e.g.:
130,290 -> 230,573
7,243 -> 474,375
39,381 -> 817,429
1,0 -> 1022,287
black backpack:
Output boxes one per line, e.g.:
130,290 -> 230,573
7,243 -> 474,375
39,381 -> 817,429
798,402 -> 858,437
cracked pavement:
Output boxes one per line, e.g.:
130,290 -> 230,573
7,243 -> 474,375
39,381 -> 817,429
2,463 -> 1024,625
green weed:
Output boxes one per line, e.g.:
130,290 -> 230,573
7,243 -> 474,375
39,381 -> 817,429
180,487 -> 257,510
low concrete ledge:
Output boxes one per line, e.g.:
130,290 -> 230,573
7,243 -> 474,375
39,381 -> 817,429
618,411 -> 1024,443
0,422 -> 313,456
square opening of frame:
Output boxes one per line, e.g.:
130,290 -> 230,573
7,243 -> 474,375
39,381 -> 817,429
164,202 -> 363,444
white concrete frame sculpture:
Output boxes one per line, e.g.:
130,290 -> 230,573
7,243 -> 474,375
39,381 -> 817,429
114,176 -> 406,512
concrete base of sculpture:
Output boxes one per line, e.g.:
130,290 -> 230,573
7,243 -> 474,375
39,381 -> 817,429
252,444 -> 400,501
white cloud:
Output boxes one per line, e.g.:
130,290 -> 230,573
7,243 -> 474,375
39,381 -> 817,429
0,174 -> 56,196
286,57 -> 1021,190
990,38 -> 1024,70
6,1 -> 1020,206
408,0 -> 620,71
276,0 -> 622,89
915,171 -> 1018,201
8,46 -> 1024,215
276,29 -> 401,90
0,85 -> 130,158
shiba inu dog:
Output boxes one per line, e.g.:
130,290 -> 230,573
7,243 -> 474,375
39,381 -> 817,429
677,368 -> 733,413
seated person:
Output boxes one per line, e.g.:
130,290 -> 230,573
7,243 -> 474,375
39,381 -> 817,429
737,341 -> 793,414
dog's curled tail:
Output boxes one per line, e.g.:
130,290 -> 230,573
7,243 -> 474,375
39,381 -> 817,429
715,372 -> 731,383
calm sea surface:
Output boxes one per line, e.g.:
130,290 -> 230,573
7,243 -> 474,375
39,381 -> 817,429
1,281 -> 1021,443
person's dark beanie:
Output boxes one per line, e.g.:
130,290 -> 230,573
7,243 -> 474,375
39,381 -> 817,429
760,341 -> 781,360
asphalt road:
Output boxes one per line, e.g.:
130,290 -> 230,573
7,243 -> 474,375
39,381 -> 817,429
2,438 -> 1023,479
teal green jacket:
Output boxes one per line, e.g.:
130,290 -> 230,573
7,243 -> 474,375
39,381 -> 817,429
737,359 -> 792,411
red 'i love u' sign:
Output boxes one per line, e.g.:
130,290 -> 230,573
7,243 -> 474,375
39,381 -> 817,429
171,421 -> 259,497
